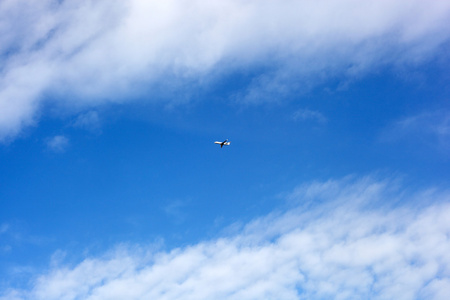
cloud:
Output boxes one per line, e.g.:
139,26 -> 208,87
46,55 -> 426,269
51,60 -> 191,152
0,223 -> 11,253
163,200 -> 190,225
1,0 -> 450,140
293,108 -> 327,124
381,109 -> 450,155
2,176 -> 450,299
72,111 -> 101,133
0,224 -> 9,235
46,135 -> 69,153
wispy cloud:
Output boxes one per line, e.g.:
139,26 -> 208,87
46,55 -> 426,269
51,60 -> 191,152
72,111 -> 101,133
293,108 -> 327,124
0,223 -> 11,252
162,199 -> 192,225
1,0 -> 450,140
0,224 -> 9,235
2,176 -> 450,299
46,135 -> 69,153
382,109 -> 450,155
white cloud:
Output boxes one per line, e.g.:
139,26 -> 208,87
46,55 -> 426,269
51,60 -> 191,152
46,135 -> 69,153
1,0 -> 450,140
2,176 -> 450,299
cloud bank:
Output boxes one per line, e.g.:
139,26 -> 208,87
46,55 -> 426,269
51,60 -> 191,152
2,176 -> 450,299
1,0 -> 450,140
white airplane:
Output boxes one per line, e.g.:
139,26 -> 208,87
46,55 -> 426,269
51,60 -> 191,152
215,139 -> 231,148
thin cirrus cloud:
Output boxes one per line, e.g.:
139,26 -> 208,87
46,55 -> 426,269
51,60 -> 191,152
45,135 -> 69,153
1,0 -> 450,140
2,176 -> 450,300
381,109 -> 450,156
72,111 -> 102,133
293,108 -> 327,124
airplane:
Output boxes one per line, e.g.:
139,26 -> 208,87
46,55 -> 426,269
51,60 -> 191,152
215,139 -> 231,148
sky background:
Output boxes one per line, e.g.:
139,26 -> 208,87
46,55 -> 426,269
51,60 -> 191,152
1,0 -> 450,299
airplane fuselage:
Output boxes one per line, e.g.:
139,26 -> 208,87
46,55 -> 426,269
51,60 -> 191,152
215,139 -> 230,148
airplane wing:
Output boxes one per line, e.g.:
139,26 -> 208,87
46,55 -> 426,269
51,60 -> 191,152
215,140 -> 230,147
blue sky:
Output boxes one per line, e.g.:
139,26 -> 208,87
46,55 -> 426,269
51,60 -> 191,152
1,0 -> 450,299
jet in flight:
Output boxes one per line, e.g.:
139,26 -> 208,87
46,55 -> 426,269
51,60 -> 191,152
215,139 -> 231,148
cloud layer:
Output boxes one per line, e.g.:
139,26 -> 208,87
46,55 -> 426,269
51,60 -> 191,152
1,0 -> 450,140
2,176 -> 450,299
